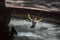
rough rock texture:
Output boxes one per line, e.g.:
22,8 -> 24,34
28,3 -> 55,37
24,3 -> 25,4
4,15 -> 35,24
0,0 -> 11,40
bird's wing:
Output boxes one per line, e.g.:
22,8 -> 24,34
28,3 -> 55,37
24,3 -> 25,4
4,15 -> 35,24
37,18 -> 43,22
28,13 -> 32,21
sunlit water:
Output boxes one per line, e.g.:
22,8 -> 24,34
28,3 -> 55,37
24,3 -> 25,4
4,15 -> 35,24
9,18 -> 60,40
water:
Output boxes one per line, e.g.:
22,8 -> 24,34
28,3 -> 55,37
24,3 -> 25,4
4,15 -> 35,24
9,18 -> 60,40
